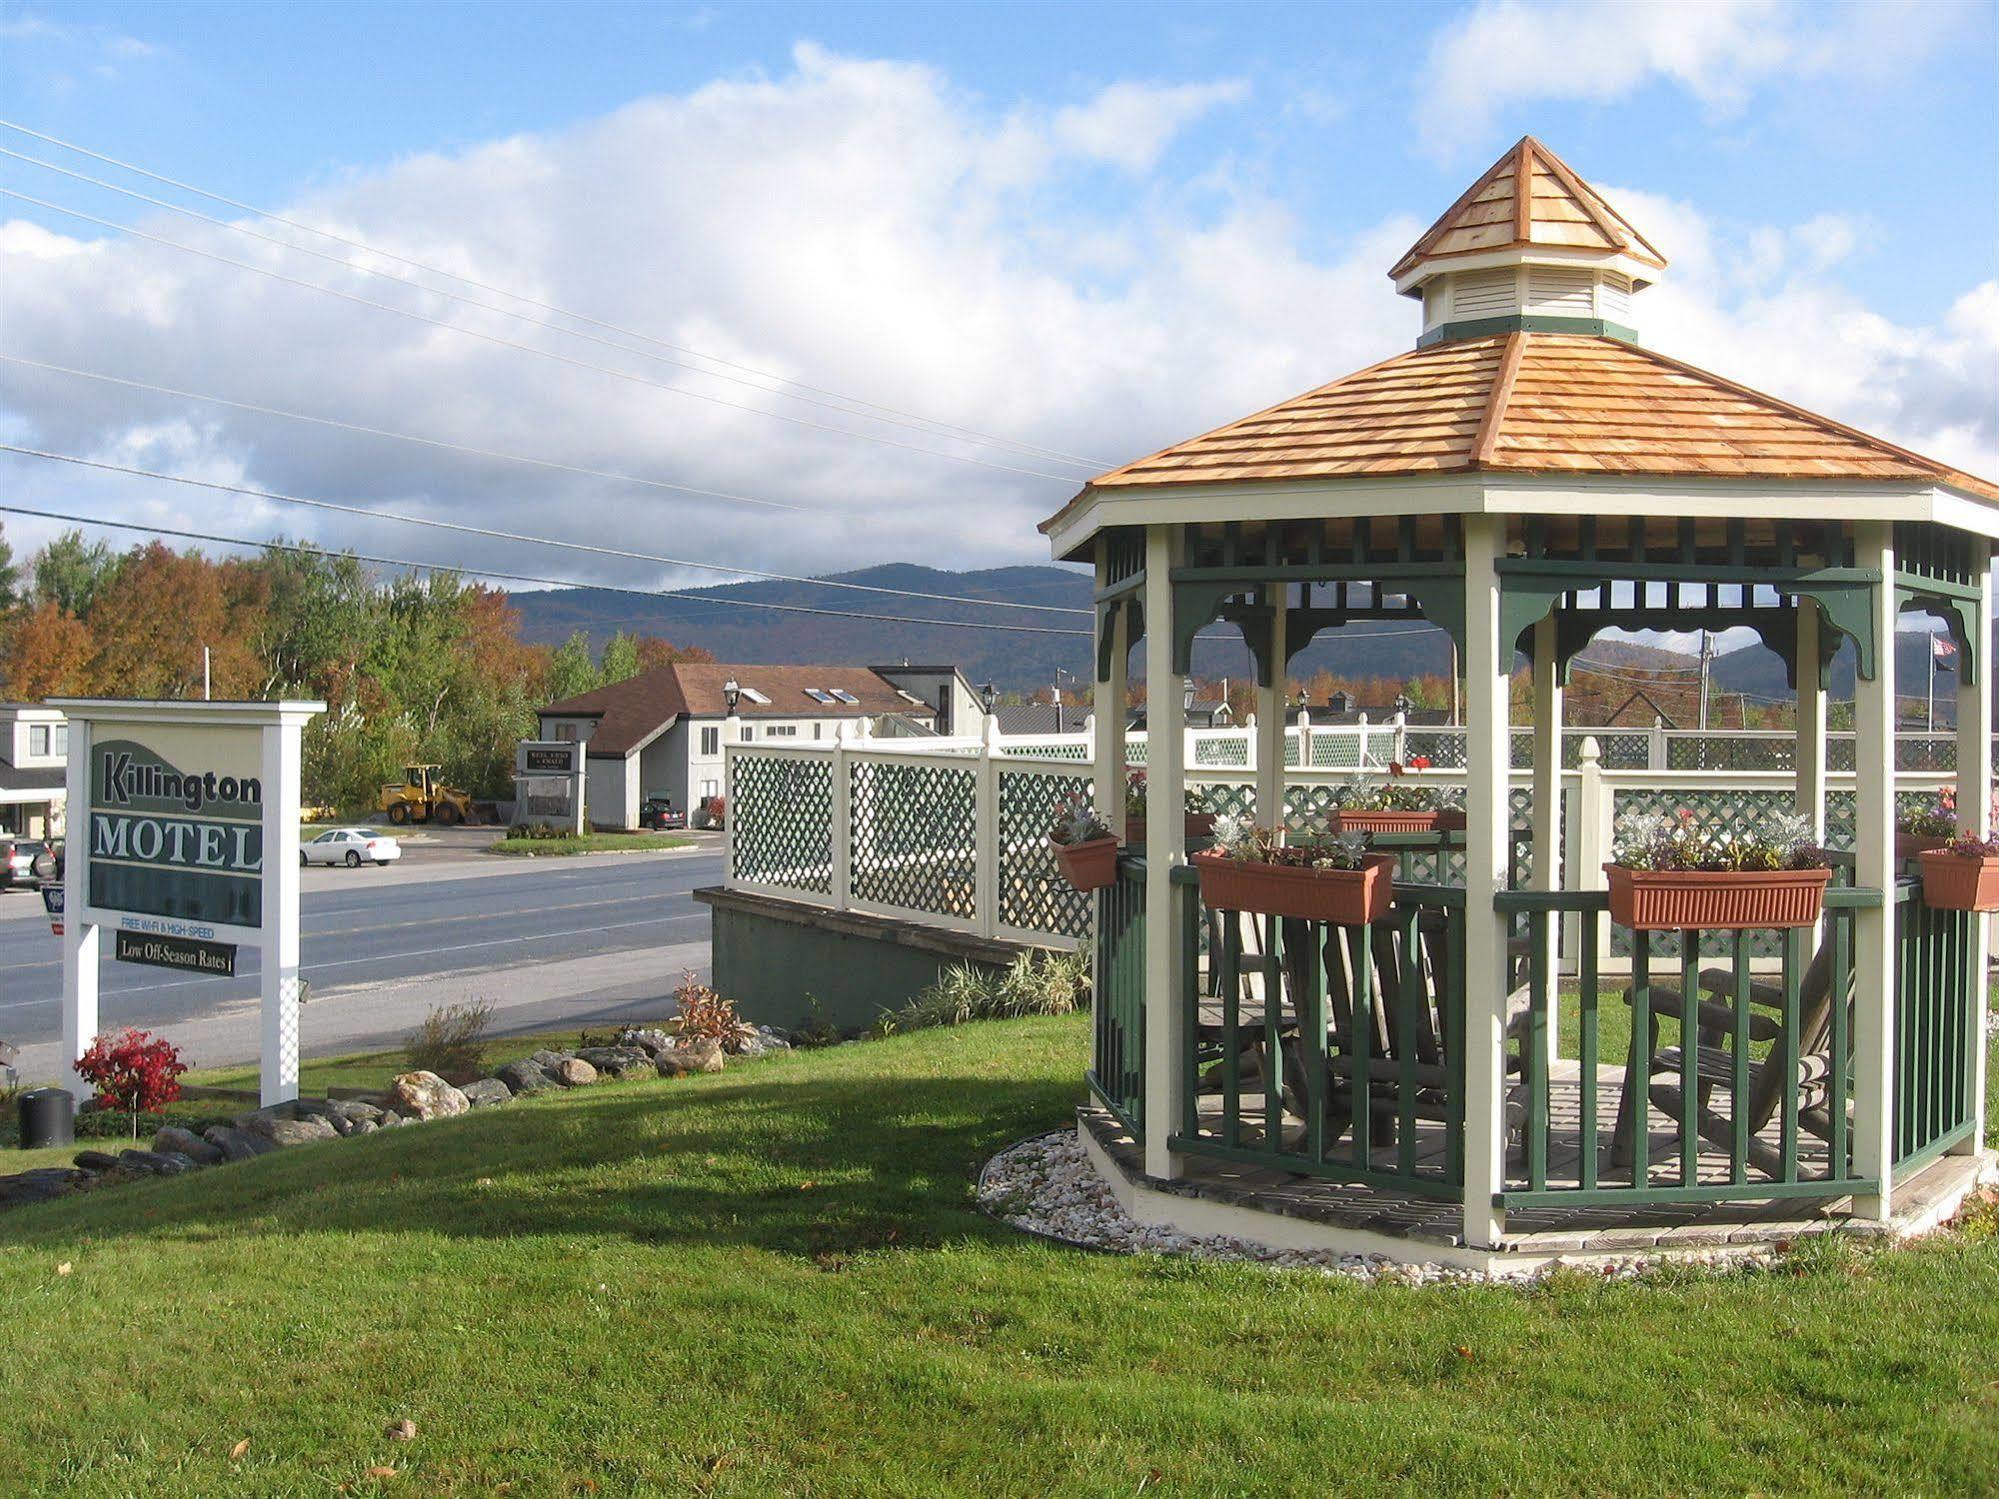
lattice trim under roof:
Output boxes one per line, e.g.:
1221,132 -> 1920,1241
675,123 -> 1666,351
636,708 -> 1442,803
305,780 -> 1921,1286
1388,136 -> 1667,284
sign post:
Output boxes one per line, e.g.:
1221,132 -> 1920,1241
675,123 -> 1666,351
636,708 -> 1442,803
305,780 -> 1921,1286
50,699 -> 324,1107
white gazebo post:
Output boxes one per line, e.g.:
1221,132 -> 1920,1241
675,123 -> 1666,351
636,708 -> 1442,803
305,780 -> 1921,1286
1794,600 -> 1829,845
1095,548 -> 1131,839
1461,514 -> 1511,1247
1953,539 -> 1994,1155
1851,523 -> 1898,1217
1531,611 -> 1563,1003
1142,523 -> 1188,1177
1256,585 -> 1287,828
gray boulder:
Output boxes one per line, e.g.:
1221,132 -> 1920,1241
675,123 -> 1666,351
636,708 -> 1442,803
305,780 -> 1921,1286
152,1126 -> 225,1165
74,1149 -> 125,1173
203,1125 -> 276,1162
0,1168 -> 85,1207
656,1037 -> 725,1076
239,1113 -> 339,1147
118,1148 -> 191,1176
495,1060 -> 555,1095
528,1049 -> 571,1072
618,1028 -> 676,1058
575,1046 -> 653,1079
386,1071 -> 469,1121
553,1057 -> 598,1087
459,1077 -> 512,1108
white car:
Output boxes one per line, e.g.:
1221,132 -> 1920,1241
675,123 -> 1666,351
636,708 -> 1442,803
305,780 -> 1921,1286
301,828 -> 402,868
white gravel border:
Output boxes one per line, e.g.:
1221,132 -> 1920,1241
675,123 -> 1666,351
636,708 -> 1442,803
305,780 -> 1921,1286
977,1130 -> 1799,1285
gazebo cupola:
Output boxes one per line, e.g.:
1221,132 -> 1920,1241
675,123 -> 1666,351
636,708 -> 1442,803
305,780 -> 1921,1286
1391,136 -> 1666,347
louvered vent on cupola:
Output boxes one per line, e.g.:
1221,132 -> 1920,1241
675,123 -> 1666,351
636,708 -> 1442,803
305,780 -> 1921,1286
1451,268 -> 1518,319
1598,271 -> 1633,325
1526,266 -> 1594,318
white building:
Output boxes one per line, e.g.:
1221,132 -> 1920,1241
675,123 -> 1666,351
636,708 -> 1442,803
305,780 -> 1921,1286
0,703 -> 68,839
538,662 -> 979,830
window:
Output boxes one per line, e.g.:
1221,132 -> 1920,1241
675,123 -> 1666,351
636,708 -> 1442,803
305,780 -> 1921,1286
740,725 -> 754,742
767,724 -> 797,737
813,723 -> 822,739
700,778 -> 719,799
54,725 -> 66,755
553,723 -> 576,742
28,726 -> 49,756
829,688 -> 859,704
804,688 -> 835,704
739,686 -> 771,705
700,726 -> 720,755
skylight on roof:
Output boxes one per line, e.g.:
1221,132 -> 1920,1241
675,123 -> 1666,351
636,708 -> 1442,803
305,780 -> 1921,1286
829,689 -> 859,704
739,687 -> 771,705
804,688 -> 835,704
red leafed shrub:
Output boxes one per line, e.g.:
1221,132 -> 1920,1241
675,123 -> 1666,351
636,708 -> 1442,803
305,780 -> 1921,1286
76,1027 -> 188,1140
674,972 -> 755,1054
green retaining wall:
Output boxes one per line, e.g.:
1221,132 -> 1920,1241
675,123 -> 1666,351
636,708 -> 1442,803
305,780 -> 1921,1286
694,887 -> 1048,1035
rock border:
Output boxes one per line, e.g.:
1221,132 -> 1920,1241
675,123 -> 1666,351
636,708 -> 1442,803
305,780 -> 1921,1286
0,1023 -> 792,1213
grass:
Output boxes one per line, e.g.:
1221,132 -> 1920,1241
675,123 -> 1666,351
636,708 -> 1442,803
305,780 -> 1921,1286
486,831 -> 691,856
1,1016 -> 1996,1496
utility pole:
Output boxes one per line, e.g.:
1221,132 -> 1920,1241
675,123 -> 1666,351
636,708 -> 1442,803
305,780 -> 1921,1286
1696,629 -> 1713,732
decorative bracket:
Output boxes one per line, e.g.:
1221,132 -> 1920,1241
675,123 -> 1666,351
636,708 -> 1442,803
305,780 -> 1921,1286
1897,586 -> 1979,686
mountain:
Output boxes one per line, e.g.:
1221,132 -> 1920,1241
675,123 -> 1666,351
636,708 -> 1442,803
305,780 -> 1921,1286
1711,629 -> 1973,721
508,563 -> 1470,692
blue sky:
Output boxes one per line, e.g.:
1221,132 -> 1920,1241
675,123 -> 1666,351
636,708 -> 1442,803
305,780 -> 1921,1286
1,0 -> 1996,588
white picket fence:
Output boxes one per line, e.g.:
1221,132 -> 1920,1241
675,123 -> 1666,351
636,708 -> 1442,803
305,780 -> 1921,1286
724,723 -> 1956,952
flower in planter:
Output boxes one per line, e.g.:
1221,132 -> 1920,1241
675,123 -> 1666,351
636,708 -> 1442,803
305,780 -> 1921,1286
1936,832 -> 1999,859
1049,797 -> 1112,848
1124,768 -> 1205,818
1212,817 -> 1374,870
1609,808 -> 1829,873
1899,791 -> 1958,841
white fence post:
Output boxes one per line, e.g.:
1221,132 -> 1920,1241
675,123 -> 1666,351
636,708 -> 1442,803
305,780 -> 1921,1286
830,728 -> 851,911
1575,736 -> 1611,967
975,716 -> 1000,939
1647,716 -> 1667,771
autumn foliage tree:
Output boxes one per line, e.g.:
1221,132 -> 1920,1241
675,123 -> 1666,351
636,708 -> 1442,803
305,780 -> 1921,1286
75,1028 -> 188,1140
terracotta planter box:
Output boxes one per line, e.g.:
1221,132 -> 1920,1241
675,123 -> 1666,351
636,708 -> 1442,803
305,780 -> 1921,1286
1897,832 -> 1951,860
1050,835 -> 1120,892
1603,864 -> 1832,932
1329,809 -> 1460,835
1193,850 -> 1396,925
1918,851 -> 1999,912
1124,813 -> 1217,847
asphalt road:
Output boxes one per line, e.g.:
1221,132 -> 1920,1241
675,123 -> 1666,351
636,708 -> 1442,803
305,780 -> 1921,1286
0,841 -> 723,1079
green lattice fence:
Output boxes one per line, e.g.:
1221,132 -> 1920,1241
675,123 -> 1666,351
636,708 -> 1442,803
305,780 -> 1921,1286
996,764 -> 1093,940
729,751 -> 833,896
848,757 -> 978,923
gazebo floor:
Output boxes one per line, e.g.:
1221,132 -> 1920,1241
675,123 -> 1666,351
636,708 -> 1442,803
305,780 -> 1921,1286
1079,1066 -> 1990,1269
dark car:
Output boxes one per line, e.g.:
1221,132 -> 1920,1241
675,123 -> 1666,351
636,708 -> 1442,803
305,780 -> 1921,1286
639,797 -> 687,831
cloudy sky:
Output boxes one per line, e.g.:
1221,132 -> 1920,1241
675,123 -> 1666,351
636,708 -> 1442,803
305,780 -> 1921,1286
1,0 -> 1995,605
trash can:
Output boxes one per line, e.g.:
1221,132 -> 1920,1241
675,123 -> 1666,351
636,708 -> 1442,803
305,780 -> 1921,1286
18,1088 -> 75,1150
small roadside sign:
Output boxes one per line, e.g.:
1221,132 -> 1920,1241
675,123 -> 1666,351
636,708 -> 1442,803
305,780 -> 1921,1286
42,883 -> 63,937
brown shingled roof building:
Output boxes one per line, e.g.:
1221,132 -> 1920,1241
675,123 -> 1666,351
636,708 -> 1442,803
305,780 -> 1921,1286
538,662 -> 978,829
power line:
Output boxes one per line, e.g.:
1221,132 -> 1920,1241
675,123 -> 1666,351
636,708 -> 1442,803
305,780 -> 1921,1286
0,499 -> 1097,638
0,144 -> 1105,474
0,354 -> 822,514
0,444 -> 1091,616
0,119 -> 1112,470
0,187 -> 1087,486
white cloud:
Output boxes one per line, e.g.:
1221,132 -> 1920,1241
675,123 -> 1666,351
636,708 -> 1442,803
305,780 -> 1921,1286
1416,0 -> 1971,157
1050,79 -> 1249,172
0,47 -> 1396,589
1608,185 -> 1999,477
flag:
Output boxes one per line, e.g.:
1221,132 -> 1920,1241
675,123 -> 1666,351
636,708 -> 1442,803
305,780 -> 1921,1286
1933,634 -> 1958,669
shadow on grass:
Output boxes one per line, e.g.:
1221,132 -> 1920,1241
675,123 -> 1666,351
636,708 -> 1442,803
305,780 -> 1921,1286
2,1044 -> 1086,1262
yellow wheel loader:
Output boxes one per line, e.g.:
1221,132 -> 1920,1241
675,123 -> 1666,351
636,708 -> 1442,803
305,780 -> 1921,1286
377,764 -> 475,826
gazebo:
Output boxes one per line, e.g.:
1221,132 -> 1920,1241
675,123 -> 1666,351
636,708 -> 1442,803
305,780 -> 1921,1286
1042,138 -> 1998,1267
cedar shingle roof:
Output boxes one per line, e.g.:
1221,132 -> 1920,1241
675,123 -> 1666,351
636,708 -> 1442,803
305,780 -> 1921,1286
541,663 -> 934,756
1389,136 -> 1666,283
1064,332 -> 1999,501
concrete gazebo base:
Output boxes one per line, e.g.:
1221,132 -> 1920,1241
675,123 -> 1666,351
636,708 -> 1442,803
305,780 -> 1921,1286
1077,1105 -> 1994,1279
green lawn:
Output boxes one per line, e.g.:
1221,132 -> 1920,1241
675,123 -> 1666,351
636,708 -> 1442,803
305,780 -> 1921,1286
1,1016 -> 1995,1496
487,831 -> 691,856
